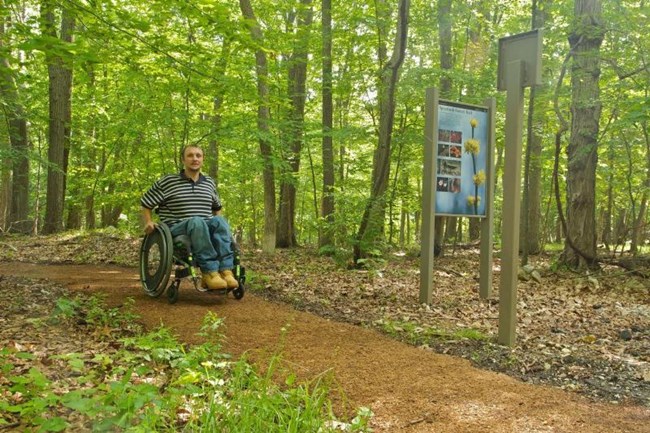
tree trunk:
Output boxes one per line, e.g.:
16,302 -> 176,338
207,38 -> 231,184
42,2 -> 74,234
613,208 -> 627,252
631,122 -> 650,254
85,194 -> 95,230
319,0 -> 335,249
354,0 -> 410,262
0,18 -> 30,233
388,113 -> 407,246
433,0 -> 453,255
521,0 -> 545,258
463,0 -> 491,244
82,63 -> 97,230
399,208 -> 406,246
561,0 -> 604,269
601,137 -> 615,249
469,218 -> 481,241
277,0 -> 313,248
0,153 -> 9,231
438,0 -> 452,96
239,0 -> 276,253
66,202 -> 82,229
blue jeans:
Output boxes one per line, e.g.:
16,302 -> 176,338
169,216 -> 234,273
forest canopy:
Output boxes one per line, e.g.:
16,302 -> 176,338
1,0 -> 649,268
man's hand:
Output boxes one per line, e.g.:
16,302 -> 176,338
144,221 -> 156,235
142,207 -> 156,235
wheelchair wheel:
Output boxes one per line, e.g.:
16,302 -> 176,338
139,224 -> 173,297
233,281 -> 245,300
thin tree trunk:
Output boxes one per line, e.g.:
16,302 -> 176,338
82,63 -> 97,230
434,0 -> 453,255
207,38 -> 231,184
320,0 -> 335,249
598,123 -> 615,250
438,0 -> 452,96
465,0 -> 491,243
239,0 -> 276,253
354,0 -> 410,262
388,112 -> 407,245
622,135 -> 638,252
631,120 -> 650,253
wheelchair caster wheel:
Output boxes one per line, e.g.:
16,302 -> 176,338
233,283 -> 245,300
167,281 -> 179,304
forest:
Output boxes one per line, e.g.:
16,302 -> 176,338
1,0 -> 649,268
1,2 -> 650,430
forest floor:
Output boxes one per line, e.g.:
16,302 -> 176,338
0,230 -> 648,432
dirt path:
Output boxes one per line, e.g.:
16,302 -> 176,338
1,261 -> 648,433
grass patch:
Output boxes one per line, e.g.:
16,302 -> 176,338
376,319 -> 489,345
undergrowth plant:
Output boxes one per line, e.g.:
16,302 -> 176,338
377,318 -> 489,346
0,296 -> 373,432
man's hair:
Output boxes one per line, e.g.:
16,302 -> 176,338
180,145 -> 204,160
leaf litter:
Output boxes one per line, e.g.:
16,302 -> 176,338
0,232 -> 648,409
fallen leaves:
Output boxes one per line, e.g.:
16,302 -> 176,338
250,248 -> 649,406
0,232 -> 648,407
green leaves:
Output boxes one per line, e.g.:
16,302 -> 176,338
2,287 -> 370,432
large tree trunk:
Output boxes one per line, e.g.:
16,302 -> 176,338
354,0 -> 410,262
319,0 -> 335,249
42,2 -> 74,234
277,0 -> 313,248
239,0 -> 276,253
561,0 -> 604,269
0,18 -> 30,233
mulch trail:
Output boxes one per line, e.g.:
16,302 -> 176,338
1,261 -> 648,433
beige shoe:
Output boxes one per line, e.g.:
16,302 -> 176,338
220,269 -> 239,289
202,271 -> 227,290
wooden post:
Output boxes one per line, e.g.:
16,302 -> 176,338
479,97 -> 496,299
498,60 -> 525,346
420,88 -> 438,304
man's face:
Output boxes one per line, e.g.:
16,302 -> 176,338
183,147 -> 204,171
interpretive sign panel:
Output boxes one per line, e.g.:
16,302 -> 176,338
435,101 -> 489,217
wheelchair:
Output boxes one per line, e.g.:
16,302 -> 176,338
139,222 -> 245,304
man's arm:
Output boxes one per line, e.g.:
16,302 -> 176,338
142,207 -> 156,234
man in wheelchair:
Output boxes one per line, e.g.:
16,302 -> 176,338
141,145 -> 239,292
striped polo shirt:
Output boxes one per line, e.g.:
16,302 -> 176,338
141,171 -> 222,226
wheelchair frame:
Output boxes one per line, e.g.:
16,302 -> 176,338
139,222 -> 245,304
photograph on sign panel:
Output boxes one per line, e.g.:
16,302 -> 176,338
438,159 -> 461,176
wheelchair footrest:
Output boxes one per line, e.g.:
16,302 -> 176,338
175,267 -> 191,279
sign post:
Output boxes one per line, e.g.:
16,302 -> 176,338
420,88 -> 438,304
479,97 -> 496,300
497,29 -> 543,346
